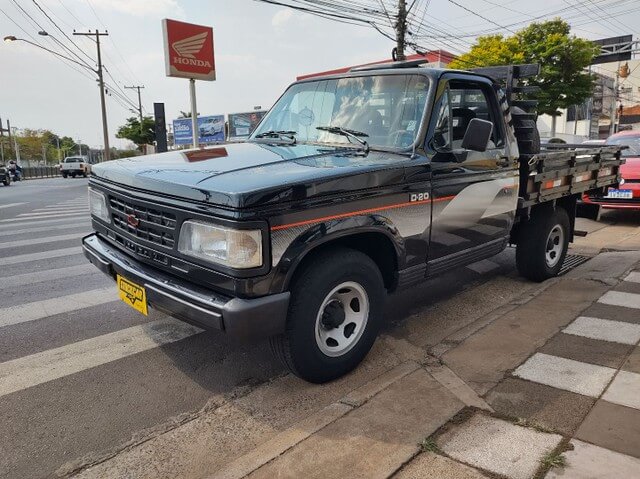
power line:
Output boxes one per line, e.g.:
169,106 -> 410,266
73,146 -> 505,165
31,0 -> 95,66
1,6 -> 96,82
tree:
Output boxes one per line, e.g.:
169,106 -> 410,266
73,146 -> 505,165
116,116 -> 156,149
449,19 -> 599,135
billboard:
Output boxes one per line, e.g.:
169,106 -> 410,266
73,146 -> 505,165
592,35 -> 633,65
228,111 -> 267,139
173,115 -> 225,145
162,19 -> 216,81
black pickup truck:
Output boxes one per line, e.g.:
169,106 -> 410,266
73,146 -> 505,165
83,62 -> 623,383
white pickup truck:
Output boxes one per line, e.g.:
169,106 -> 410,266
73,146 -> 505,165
61,156 -> 89,178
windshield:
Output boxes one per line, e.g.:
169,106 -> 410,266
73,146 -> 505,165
606,135 -> 640,157
252,74 -> 430,149
65,157 -> 83,163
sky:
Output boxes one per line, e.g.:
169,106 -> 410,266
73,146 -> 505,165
1,0 -> 639,150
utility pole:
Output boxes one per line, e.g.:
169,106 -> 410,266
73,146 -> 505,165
73,30 -> 110,162
11,127 -> 20,163
125,85 -> 145,133
0,117 -> 10,162
394,0 -> 408,61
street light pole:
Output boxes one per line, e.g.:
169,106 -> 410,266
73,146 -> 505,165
73,30 -> 110,162
4,33 -> 110,162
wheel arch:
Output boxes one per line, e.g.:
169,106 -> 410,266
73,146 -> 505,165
270,219 -> 406,293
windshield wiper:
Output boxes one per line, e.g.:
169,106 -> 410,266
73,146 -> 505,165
254,130 -> 297,144
316,126 -> 369,153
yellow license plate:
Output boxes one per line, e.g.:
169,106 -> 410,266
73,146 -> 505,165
117,275 -> 148,316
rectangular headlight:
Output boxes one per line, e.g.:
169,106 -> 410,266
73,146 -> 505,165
88,188 -> 110,222
178,220 -> 263,269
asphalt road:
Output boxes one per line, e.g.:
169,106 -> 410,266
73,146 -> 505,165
0,178 -> 546,479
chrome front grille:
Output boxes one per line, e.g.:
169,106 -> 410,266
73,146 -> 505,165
109,196 -> 177,248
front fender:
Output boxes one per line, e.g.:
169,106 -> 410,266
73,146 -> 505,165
269,215 -> 406,292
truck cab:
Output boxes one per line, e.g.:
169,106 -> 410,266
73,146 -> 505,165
83,62 -> 623,383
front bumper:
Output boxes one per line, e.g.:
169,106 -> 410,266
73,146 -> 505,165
82,234 -> 289,339
582,184 -> 640,210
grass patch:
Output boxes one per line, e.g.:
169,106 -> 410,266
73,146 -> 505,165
419,437 -> 440,453
541,451 -> 566,469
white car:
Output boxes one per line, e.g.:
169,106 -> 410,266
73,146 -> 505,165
199,118 -> 224,137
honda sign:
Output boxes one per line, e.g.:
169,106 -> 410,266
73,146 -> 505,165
162,19 -> 216,81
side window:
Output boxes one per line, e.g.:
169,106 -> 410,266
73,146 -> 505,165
449,81 -> 504,149
432,87 -> 451,151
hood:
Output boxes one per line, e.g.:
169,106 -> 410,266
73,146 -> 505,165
91,142 -> 409,208
621,156 -> 640,179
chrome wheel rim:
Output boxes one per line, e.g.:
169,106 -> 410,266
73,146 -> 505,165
545,224 -> 564,267
315,281 -> 369,357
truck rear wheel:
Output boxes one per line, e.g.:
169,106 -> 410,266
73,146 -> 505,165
516,207 -> 570,282
270,248 -> 385,383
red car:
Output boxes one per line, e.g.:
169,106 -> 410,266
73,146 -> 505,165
583,130 -> 640,209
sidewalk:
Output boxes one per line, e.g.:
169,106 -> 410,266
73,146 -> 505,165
207,251 -> 640,479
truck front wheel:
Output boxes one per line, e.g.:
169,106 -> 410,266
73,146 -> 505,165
270,248 -> 385,383
516,207 -> 570,282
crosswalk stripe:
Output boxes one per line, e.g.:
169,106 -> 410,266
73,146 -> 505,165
15,211 -> 88,219
625,272 -> 640,284
563,316 -> 640,345
0,222 -> 89,237
0,216 -> 90,228
598,291 -> 640,310
31,207 -> 88,213
0,286 -> 116,329
0,318 -> 202,398
0,263 -> 98,289
0,246 -> 81,266
0,203 -> 26,210
0,233 -> 83,250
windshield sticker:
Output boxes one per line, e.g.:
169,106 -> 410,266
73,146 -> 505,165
299,107 -> 315,126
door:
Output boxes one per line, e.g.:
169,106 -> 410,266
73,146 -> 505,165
426,75 -> 519,271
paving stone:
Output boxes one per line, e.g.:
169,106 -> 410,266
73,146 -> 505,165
248,369 -> 464,479
393,452 -> 489,479
485,378 -> 594,436
442,279 -> 609,394
580,302 -> 640,325
614,280 -> 640,295
563,316 -> 640,345
576,400 -> 640,459
625,271 -> 640,283
602,370 -> 640,410
623,347 -> 640,374
598,291 -> 640,310
539,333 -> 632,369
438,413 -> 562,479
546,439 -> 640,479
513,353 -> 616,397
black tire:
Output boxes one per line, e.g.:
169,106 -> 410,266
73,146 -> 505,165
516,207 -> 570,282
270,247 -> 385,383
83,172 -> 88,178
71,173 -> 76,178
3,178 -> 9,186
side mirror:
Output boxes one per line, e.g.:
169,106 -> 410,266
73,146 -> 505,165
461,118 -> 493,152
